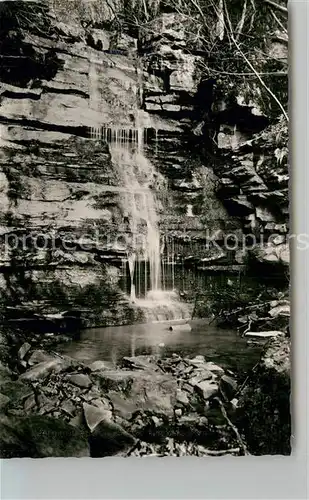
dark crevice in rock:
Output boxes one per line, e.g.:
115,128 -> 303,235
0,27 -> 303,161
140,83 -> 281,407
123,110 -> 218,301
41,86 -> 89,99
0,116 -> 89,137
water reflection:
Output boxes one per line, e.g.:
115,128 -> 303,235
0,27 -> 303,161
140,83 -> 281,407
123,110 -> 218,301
58,319 -> 264,376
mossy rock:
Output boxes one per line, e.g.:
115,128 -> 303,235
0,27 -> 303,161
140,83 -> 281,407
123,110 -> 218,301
0,414 -> 89,458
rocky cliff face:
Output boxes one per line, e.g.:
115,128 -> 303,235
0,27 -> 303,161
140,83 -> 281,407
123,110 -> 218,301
0,0 -> 288,324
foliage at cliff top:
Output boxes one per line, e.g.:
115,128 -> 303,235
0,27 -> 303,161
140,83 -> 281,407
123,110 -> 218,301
110,0 -> 288,120
252,114 -> 288,149
1,0 -> 287,120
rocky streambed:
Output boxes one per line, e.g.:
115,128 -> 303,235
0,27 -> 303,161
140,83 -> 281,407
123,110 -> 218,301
0,325 -> 291,458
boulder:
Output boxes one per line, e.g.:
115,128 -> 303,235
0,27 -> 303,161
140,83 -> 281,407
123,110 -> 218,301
204,362 -> 225,376
0,380 -> 34,407
185,355 -> 206,367
0,361 -> 12,381
121,356 -> 155,371
176,389 -> 190,406
89,419 -> 136,457
67,373 -> 92,389
18,342 -> 32,361
88,360 -> 114,372
194,380 -> 219,401
107,391 -> 139,420
0,414 -> 90,458
219,375 -> 238,401
83,402 -> 113,432
61,400 -> 76,417
0,393 -> 10,411
93,370 -> 134,392
268,304 -> 290,318
19,360 -> 63,382
188,371 -> 213,387
28,350 -> 57,366
24,394 -> 37,412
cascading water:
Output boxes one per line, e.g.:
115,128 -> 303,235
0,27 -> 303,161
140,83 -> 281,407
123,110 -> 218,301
88,57 -> 190,320
105,127 -> 162,296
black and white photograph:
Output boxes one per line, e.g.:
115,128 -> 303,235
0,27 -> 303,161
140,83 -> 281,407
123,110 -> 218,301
0,0 -> 290,459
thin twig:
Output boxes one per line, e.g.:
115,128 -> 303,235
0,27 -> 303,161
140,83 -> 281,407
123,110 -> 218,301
236,0 -> 248,41
270,7 -> 288,33
264,0 -> 288,14
222,0 -> 288,121
234,360 -> 260,397
197,64 -> 287,76
214,397 -> 249,455
248,0 -> 256,32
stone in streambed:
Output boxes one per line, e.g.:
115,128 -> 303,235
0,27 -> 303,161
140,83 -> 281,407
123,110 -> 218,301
88,417 -> 136,457
203,362 -> 225,376
0,361 -> 12,381
182,383 -> 194,394
67,373 -> 92,389
19,360 -> 63,382
24,394 -> 37,412
184,355 -> 205,367
61,400 -> 76,417
151,416 -> 162,427
69,410 -> 84,428
182,365 -> 194,376
18,342 -> 31,361
219,375 -> 238,401
121,355 -> 154,371
1,380 -> 33,407
83,402 -> 113,432
176,390 -> 189,406
0,414 -> 90,458
268,304 -> 290,318
188,370 -> 213,387
28,350 -> 56,366
194,380 -> 219,400
93,370 -> 134,392
0,393 -> 10,410
88,360 -> 113,372
108,391 -> 139,420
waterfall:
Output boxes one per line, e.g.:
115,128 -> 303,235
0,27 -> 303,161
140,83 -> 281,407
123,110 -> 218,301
104,127 -> 162,296
87,58 -> 190,321
128,253 -> 136,300
186,204 -> 194,217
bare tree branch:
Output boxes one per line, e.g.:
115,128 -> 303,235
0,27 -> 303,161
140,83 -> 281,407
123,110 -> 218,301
235,0 -> 247,41
264,0 -> 288,14
270,7 -> 288,33
222,0 -> 288,120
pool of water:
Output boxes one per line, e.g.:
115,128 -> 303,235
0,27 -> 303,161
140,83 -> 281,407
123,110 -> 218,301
57,319 -> 264,377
